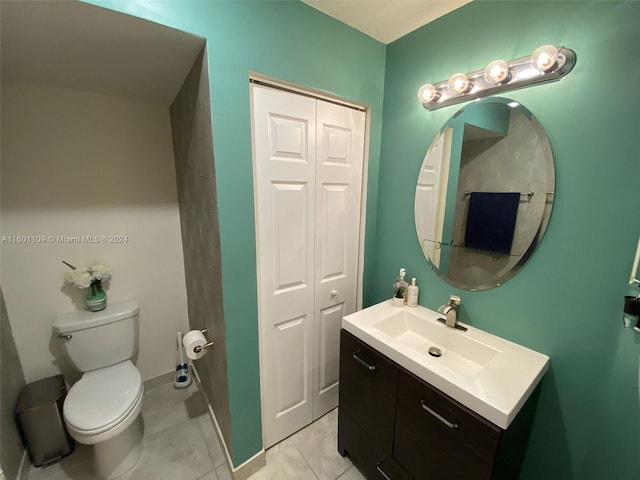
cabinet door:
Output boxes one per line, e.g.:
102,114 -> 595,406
339,330 -> 398,454
340,407 -> 413,480
393,370 -> 501,480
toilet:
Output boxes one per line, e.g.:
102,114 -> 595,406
53,300 -> 144,479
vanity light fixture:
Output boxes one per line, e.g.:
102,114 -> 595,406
418,45 -> 576,111
531,45 -> 560,72
417,83 -> 439,103
447,73 -> 471,94
484,60 -> 510,84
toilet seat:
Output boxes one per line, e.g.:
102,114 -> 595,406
64,360 -> 144,444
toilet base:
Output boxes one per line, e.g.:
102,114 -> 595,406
94,414 -> 143,479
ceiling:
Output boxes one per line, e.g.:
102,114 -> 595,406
302,0 -> 472,44
1,1 -> 469,104
0,1 -> 205,105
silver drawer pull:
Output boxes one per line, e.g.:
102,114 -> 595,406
420,400 -> 458,429
352,351 -> 376,371
376,461 -> 392,480
57,334 -> 72,341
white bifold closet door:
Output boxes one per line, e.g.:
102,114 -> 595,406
251,84 -> 365,448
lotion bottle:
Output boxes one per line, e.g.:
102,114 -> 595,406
407,278 -> 419,307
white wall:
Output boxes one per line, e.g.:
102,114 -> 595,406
1,82 -> 189,383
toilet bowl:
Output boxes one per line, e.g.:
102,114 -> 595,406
53,301 -> 144,479
63,361 -> 144,478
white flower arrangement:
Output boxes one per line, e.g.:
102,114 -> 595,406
63,261 -> 110,289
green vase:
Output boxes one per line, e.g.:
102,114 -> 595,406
86,281 -> 107,312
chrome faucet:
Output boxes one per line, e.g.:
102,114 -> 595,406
438,295 -> 466,331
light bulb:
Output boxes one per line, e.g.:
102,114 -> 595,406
417,84 -> 439,103
484,60 -> 510,84
532,45 -> 558,72
447,73 -> 471,95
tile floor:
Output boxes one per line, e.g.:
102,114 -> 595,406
246,409 -> 364,480
24,382 -> 363,480
25,382 -> 229,480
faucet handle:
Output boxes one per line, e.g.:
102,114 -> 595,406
449,295 -> 461,306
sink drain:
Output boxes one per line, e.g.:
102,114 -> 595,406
428,347 -> 442,358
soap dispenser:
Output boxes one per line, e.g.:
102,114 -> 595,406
407,278 -> 419,307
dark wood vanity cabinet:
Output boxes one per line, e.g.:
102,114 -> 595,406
338,330 -> 539,480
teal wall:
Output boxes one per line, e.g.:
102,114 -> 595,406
378,1 -> 640,479
86,0 -> 386,466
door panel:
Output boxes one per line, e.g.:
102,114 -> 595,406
322,125 -> 351,165
313,100 -> 365,420
272,182 -> 309,293
273,316 -> 308,415
318,303 -> 344,393
269,115 -> 308,161
253,85 -> 316,448
319,184 -> 348,280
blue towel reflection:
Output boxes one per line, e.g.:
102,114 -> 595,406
464,192 -> 520,254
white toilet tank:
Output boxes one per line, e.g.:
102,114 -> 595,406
53,300 -> 139,372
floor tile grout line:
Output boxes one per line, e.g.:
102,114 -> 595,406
296,444 -> 321,480
297,413 -> 352,480
141,411 -> 207,443
196,413 -> 229,470
195,467 -> 219,480
144,384 -> 230,477
196,418 -> 218,472
195,414 -> 223,472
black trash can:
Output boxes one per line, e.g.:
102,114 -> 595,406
16,374 -> 75,467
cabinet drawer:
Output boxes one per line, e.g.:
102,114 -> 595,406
339,330 -> 398,453
393,370 -> 501,480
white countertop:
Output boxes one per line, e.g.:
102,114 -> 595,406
342,300 -> 549,429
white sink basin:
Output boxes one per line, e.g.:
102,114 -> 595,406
342,301 -> 549,429
373,311 -> 499,378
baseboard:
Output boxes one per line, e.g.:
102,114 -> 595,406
142,370 -> 174,391
230,449 -> 266,480
190,365 -> 266,480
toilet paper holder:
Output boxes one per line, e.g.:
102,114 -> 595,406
193,329 -> 214,354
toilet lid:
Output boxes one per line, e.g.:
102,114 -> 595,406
64,361 -> 143,433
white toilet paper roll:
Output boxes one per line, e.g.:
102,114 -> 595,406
182,330 -> 208,360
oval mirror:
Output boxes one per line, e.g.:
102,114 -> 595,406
415,97 -> 555,291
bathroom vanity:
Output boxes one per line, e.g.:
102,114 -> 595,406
338,301 -> 549,480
